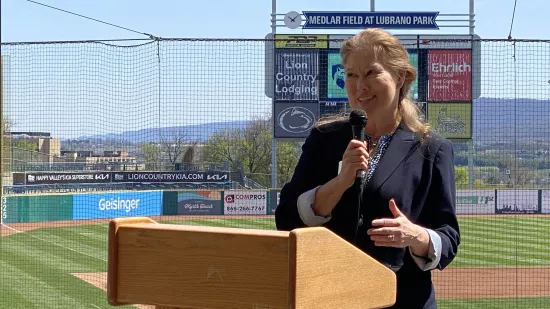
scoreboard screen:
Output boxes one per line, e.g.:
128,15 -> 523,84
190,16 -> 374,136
268,34 -> 480,140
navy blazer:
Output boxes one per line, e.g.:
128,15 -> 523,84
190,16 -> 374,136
275,119 -> 460,309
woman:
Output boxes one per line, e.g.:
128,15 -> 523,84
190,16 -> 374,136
274,28 -> 460,309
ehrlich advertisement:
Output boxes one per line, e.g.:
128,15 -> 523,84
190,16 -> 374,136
73,191 -> 162,219
428,49 -> 472,102
455,190 -> 495,214
224,190 -> 267,215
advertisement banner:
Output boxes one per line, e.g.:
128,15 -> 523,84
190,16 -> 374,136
111,171 -> 229,183
0,196 -> 6,224
407,50 -> 419,100
268,189 -> 281,215
541,190 -> 550,214
496,190 -> 539,214
427,103 -> 472,139
320,101 -> 349,118
73,191 -> 162,219
455,190 -> 495,214
328,34 -> 353,49
25,172 -> 111,185
2,194 -> 73,223
274,50 -> 319,101
24,171 -> 230,184
274,102 -> 319,138
274,34 -> 328,49
428,49 -> 472,101
416,101 -> 427,121
177,190 -> 223,215
223,190 -> 267,215
326,52 -> 347,101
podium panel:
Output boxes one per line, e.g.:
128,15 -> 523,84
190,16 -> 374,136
108,217 -> 396,309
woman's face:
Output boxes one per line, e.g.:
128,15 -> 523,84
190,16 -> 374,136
344,50 -> 403,121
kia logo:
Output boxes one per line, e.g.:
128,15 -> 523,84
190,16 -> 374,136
95,173 -> 109,180
207,174 -> 228,181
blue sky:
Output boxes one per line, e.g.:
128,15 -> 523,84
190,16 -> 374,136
2,0 -> 547,41
1,0 -> 549,138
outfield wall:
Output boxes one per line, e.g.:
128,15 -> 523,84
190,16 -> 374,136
1,189 -> 549,223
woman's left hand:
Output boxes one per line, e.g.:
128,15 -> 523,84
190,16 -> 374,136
367,199 -> 430,256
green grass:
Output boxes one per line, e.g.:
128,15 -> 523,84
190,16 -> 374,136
0,216 -> 549,309
453,217 -> 550,267
438,297 -> 550,309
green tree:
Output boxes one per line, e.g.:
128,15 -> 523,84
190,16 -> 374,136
1,117 -> 11,146
473,178 -> 488,188
139,142 -> 161,170
454,166 -> 468,189
275,141 -> 301,187
12,139 -> 37,152
1,117 -> 12,175
202,116 -> 301,188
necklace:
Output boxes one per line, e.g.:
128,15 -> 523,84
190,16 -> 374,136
365,134 -> 381,155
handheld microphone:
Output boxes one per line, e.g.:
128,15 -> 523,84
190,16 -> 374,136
349,109 -> 368,180
349,109 -> 367,245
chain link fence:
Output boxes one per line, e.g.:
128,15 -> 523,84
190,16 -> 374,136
1,37 -> 549,308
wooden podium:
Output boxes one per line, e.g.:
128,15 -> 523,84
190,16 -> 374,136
107,217 -> 397,309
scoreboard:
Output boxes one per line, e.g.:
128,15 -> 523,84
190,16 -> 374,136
266,33 -> 481,140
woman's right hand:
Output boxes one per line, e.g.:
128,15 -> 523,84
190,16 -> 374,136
336,139 -> 370,189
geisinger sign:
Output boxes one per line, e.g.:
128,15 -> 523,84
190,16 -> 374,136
73,191 -> 162,219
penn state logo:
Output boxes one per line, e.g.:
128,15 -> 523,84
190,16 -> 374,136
277,106 -> 315,134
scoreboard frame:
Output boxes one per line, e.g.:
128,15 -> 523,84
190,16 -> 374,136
266,33 -> 481,141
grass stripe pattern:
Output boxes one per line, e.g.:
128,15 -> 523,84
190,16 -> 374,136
0,216 -> 549,308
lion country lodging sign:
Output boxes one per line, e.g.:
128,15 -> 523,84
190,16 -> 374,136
18,171 -> 230,185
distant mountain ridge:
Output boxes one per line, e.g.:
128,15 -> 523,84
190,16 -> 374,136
68,97 -> 550,143
73,120 -> 250,143
471,97 -> 549,141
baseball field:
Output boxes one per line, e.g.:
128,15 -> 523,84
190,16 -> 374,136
1,215 -> 549,309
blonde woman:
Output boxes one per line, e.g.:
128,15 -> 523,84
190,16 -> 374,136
275,28 -> 460,308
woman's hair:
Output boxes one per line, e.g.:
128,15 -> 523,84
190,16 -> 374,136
317,28 -> 430,142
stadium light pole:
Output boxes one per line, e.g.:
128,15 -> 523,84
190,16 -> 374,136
271,0 -> 277,189
467,0 -> 475,189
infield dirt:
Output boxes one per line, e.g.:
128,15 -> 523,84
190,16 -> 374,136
73,267 -> 550,302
